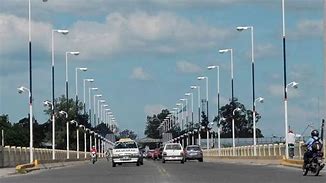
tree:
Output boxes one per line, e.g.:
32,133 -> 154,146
215,98 -> 264,138
118,129 -> 137,140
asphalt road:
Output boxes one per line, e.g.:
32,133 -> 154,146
1,159 -> 325,183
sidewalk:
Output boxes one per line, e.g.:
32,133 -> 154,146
0,160 -> 91,178
204,157 -> 282,166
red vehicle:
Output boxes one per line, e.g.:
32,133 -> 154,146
146,150 -> 155,159
153,148 -> 160,160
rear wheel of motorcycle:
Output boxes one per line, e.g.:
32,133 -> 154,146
302,168 -> 308,176
314,164 -> 321,176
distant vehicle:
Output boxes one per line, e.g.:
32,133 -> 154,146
185,145 -> 203,162
162,143 -> 184,164
154,148 -> 160,160
147,150 -> 155,159
111,138 -> 142,167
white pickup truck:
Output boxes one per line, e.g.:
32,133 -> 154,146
111,138 -> 142,167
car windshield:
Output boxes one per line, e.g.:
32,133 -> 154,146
165,144 -> 181,150
187,146 -> 201,151
114,141 -> 137,149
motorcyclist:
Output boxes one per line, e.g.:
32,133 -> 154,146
303,130 -> 323,168
90,145 -> 98,160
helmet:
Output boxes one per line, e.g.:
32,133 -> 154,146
92,145 -> 95,148
311,130 -> 319,137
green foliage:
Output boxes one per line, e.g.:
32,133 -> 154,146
215,98 -> 263,138
118,129 -> 137,140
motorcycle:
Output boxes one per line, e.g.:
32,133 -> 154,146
91,152 -> 97,164
303,151 -> 325,176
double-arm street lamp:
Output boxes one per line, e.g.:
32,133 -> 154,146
17,86 -> 33,163
232,107 -> 241,156
253,97 -> 264,156
43,100 -> 56,160
284,81 -> 298,159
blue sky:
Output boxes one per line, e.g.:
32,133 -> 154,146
0,0 -> 324,138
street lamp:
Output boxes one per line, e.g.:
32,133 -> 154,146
70,120 -> 80,159
65,51 -> 80,114
79,125 -> 87,159
217,117 -> 226,155
190,85 -> 201,146
51,29 -> 69,127
93,94 -> 102,126
75,67 -> 87,115
43,100 -> 56,160
83,79 -> 94,114
219,48 -> 234,107
185,93 -> 194,130
176,103 -> 184,130
253,97 -> 264,156
59,111 -> 69,159
88,87 -> 98,125
17,86 -> 33,163
284,81 -> 298,159
98,100 -> 105,125
180,98 -> 188,130
101,104 -> 109,123
232,107 -> 241,156
197,76 -> 209,149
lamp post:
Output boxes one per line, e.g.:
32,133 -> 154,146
176,103 -> 184,130
90,131 -> 94,152
58,111 -> 68,159
101,104 -> 109,124
93,94 -> 102,126
253,97 -> 264,156
185,93 -> 194,130
284,81 -> 299,159
67,120 -> 77,159
88,88 -> 98,125
219,48 -> 234,106
70,120 -> 79,159
75,67 -> 87,115
83,79 -> 94,114
232,107 -> 241,156
65,51 -> 80,113
98,100 -> 105,125
43,100 -> 55,160
191,85 -> 201,146
79,125 -> 86,159
17,86 -> 33,163
180,98 -> 188,130
197,76 -> 209,149
51,29 -> 69,136
217,117 -> 226,155
208,65 -> 220,151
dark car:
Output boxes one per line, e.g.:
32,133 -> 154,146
185,145 -> 203,162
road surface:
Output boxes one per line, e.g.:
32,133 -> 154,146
1,159 -> 325,183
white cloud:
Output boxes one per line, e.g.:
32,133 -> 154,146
130,67 -> 151,80
254,43 -> 278,59
290,19 -> 322,39
0,11 -> 231,61
176,61 -> 202,73
144,104 -> 166,116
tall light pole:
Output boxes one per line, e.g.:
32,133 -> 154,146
180,98 -> 188,130
43,100 -> 55,160
88,88 -> 98,125
58,111 -> 68,159
79,125 -> 86,159
17,86 -> 33,163
98,100 -> 105,125
70,120 -> 79,159
253,97 -> 264,156
65,51 -> 80,113
185,93 -> 194,130
172,108 -> 179,128
232,107 -> 241,156
83,79 -> 94,114
219,48 -> 234,106
51,29 -> 69,125
284,81 -> 299,159
93,94 -> 102,126
176,103 -> 184,130
208,65 -> 220,151
101,104 -> 109,124
197,76 -> 209,149
191,85 -> 201,146
75,67 -> 87,115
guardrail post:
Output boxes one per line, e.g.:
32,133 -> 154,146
278,143 -> 282,156
268,144 -> 271,156
299,141 -> 303,159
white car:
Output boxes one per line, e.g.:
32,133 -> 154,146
162,143 -> 185,164
111,138 -> 141,167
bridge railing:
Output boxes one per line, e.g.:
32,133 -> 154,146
0,145 -> 112,168
203,141 -> 316,160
